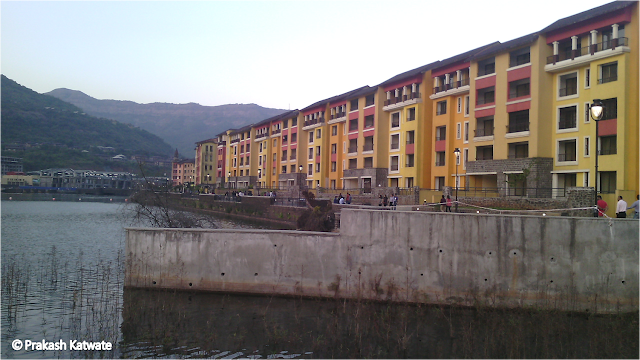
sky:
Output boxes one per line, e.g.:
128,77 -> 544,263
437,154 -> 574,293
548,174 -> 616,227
2,0 -> 612,111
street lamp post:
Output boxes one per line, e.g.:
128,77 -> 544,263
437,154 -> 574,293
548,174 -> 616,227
258,169 -> 262,195
298,165 -> 303,206
227,171 -> 231,189
453,148 -> 460,212
590,99 -> 604,217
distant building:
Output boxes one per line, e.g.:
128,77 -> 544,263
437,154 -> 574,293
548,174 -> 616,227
171,159 -> 196,186
1,156 -> 24,175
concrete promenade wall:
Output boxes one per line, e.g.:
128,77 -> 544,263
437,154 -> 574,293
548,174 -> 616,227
125,209 -> 639,313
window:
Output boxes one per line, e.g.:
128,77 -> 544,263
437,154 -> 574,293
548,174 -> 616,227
316,129 -> 321,139
477,87 -> 495,105
308,132 -> 314,143
348,158 -> 357,169
315,163 -> 320,173
316,146 -> 321,157
272,153 -> 277,162
308,164 -> 313,175
290,165 -> 296,173
600,135 -> 617,155
435,126 -> 446,141
558,106 -> 577,130
363,136 -> 374,151
281,166 -> 287,174
584,103 -> 591,123
558,139 -> 577,162
585,68 -> 591,88
240,145 -> 244,153
291,133 -> 297,143
365,94 -> 375,107
348,139 -> 357,154
406,154 -> 414,167
331,143 -> 337,154
435,152 -> 445,166
599,171 -> 616,193
406,131 -> 415,145
308,148 -> 313,160
508,110 -> 529,133
475,116 -> 494,137
364,115 -> 374,128
508,78 -> 530,99
290,148 -> 296,160
331,161 -> 336,172
476,145 -> 493,160
601,98 -> 617,120
407,107 -> 416,121
456,123 -> 461,139
233,146 -> 237,155
332,125 -> 337,136
391,112 -> 400,128
463,121 -> 469,143
435,177 -> 445,191
508,142 -> 529,159
282,120 -> 288,129
350,99 -> 359,111
457,97 -> 462,113
559,72 -> 578,97
436,100 -> 447,115
477,57 -> 495,76
463,148 -> 468,170
273,139 -> 277,147
390,156 -> 399,171
464,95 -> 470,116
509,47 -> 530,67
584,136 -> 590,157
349,119 -> 358,132
291,118 -> 298,127
390,134 -> 399,150
599,62 -> 617,84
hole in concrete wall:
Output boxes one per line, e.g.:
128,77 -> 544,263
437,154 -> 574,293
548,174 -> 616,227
439,249 -> 443,253
361,246 -> 364,249
489,251 -> 492,255
189,282 -> 193,286
513,251 -> 517,255
622,280 -> 625,284
221,273 -> 225,276
550,280 -> 553,283
484,278 -> 488,281
410,247 -> 413,251
152,281 -> 157,285
551,257 -> 554,261
274,244 -> 277,247
420,273 -> 424,276
358,271 -> 361,275
255,273 -> 258,276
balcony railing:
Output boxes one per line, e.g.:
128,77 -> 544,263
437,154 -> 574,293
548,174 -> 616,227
348,162 -> 357,170
390,142 -> 399,150
476,95 -> 495,106
509,89 -> 530,99
271,128 -> 281,135
230,138 -> 240,144
281,156 -> 287,161
507,121 -> 529,133
600,146 -> 617,155
384,92 -> 421,106
507,153 -> 529,159
558,118 -> 576,129
432,78 -> 470,94
391,119 -> 400,128
558,85 -> 577,97
390,164 -> 399,171
363,144 -> 374,151
474,127 -> 494,137
348,146 -> 358,153
303,117 -> 325,127
435,160 -> 445,166
349,124 -> 359,132
406,140 -> 415,145
598,75 -> 618,84
331,112 -> 346,119
558,153 -> 577,162
255,132 -> 270,139
547,37 -> 629,64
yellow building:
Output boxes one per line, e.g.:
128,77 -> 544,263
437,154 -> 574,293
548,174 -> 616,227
194,138 -> 217,186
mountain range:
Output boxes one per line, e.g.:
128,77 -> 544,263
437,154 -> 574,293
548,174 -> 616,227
46,88 -> 288,157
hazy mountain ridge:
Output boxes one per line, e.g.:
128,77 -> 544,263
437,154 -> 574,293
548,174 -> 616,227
47,88 -> 288,156
1,75 -> 174,171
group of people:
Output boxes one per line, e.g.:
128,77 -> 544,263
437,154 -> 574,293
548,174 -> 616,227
334,193 -> 351,204
439,195 -> 454,212
378,194 -> 398,209
596,194 -> 639,219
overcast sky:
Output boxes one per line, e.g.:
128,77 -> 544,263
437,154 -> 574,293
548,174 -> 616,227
2,0 -> 609,110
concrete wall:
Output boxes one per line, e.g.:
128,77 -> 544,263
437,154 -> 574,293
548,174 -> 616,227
126,209 -> 639,313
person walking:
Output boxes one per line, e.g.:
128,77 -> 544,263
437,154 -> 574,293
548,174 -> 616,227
383,194 -> 388,207
440,195 -> 446,212
616,196 -> 628,218
446,195 -> 452,212
597,195 -> 608,217
627,195 -> 639,219
346,193 -> 351,204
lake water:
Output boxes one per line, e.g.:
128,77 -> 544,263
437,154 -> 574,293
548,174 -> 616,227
1,199 -> 637,358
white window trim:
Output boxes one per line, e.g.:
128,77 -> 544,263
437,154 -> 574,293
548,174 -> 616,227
584,68 -> 591,89
456,122 -> 462,140
463,121 -> 469,144
584,136 -> 591,157
390,133 -> 401,152
463,148 -> 468,170
464,95 -> 470,117
556,137 -> 579,166
556,70 -> 579,101
556,103 -> 580,134
457,97 -> 462,113
390,112 -> 401,130
584,102 -> 591,123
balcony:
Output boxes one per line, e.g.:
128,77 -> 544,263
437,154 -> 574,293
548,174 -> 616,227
474,127 -> 494,137
363,144 -> 374,152
331,112 -> 346,119
390,164 -> 399,171
255,131 -> 270,139
545,38 -> 629,72
281,156 -> 287,161
290,155 -> 296,161
271,128 -> 281,136
383,92 -> 421,111
348,146 -> 358,154
430,78 -> 470,99
230,138 -> 240,144
303,117 -> 325,129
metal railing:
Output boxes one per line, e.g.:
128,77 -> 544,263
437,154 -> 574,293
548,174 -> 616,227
598,75 -> 617,84
474,127 -> 494,137
558,86 -> 577,97
546,38 -> 629,64
303,117 -> 325,127
363,144 -> 374,151
507,121 -> 529,133
558,118 -> 577,129
558,153 -> 576,162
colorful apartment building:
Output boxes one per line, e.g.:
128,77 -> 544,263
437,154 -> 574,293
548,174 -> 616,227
171,159 -> 195,186
194,138 -> 217,186
195,1 -> 638,205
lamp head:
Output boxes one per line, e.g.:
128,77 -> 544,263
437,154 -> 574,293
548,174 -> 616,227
590,99 -> 604,121
453,147 -> 460,157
